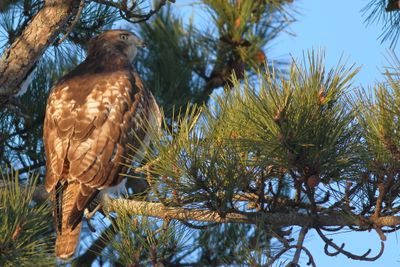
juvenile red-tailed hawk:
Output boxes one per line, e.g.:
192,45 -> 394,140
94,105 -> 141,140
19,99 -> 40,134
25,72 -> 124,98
43,30 -> 161,259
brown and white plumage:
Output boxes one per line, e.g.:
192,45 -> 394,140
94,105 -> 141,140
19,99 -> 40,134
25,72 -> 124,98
43,30 -> 161,260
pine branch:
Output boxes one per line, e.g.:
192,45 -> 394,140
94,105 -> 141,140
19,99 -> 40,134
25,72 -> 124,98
0,179 -> 48,202
233,193 -> 325,212
105,198 -> 400,228
10,183 -> 400,228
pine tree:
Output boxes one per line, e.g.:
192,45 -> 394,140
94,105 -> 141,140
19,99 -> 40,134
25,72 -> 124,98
2,0 -> 400,266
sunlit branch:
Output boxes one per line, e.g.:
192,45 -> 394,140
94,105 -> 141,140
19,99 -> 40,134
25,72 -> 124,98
105,198 -> 400,228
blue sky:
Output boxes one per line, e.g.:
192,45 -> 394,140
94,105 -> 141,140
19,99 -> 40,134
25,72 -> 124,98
272,0 -> 398,266
275,0 -> 388,87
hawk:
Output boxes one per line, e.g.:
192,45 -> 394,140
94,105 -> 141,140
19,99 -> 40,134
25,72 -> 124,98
43,30 -> 161,259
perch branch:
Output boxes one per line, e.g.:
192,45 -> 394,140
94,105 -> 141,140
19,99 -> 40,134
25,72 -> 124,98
4,184 -> 400,229
105,198 -> 400,228
267,244 -> 316,267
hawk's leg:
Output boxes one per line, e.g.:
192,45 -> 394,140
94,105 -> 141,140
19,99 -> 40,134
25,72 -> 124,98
84,179 -> 128,232
84,203 -> 103,232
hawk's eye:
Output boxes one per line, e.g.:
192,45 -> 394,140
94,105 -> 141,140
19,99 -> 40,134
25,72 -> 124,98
120,34 -> 129,40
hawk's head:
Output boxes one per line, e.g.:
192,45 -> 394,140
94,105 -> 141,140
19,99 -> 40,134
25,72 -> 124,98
88,30 -> 146,62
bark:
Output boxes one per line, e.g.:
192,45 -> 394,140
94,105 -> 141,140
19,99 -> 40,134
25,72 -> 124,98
0,0 -> 81,96
4,183 -> 400,229
106,198 -> 400,228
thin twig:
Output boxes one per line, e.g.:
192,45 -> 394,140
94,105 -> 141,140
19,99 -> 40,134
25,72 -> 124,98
374,181 -> 386,217
271,229 -> 293,248
318,225 -> 345,232
316,227 -> 385,261
373,225 -> 387,241
382,225 -> 400,233
92,0 -> 174,23
267,244 -> 316,267
58,0 -> 85,45
291,227 -> 308,266
301,245 -> 317,266
14,161 -> 45,175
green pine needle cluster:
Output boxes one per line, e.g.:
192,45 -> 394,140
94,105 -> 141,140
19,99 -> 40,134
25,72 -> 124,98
363,0 -> 400,47
239,52 -> 361,183
103,206 -> 193,266
0,169 -> 54,267
357,57 -> 400,174
137,7 -> 202,115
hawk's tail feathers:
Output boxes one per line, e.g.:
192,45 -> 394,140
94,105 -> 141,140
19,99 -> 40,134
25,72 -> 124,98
56,221 -> 82,260
54,180 -> 82,260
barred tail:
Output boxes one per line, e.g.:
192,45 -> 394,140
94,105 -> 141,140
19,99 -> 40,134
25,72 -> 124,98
54,180 -> 82,260
56,222 -> 82,259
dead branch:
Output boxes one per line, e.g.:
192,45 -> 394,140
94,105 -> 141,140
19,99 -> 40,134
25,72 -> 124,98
300,246 -> 316,267
318,225 -> 345,232
92,0 -> 174,23
316,227 -> 385,261
290,227 -> 308,266
374,226 -> 387,241
266,244 -> 316,267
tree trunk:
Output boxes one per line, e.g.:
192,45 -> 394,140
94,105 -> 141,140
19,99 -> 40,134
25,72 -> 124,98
0,0 -> 80,96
